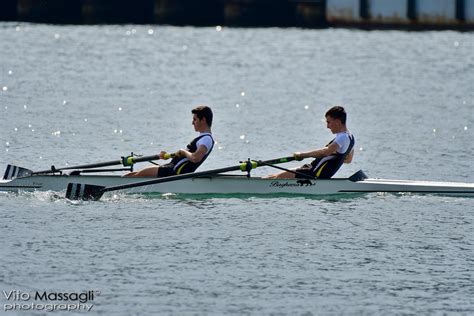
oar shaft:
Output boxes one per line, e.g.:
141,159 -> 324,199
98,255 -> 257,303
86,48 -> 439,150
34,153 -> 171,174
102,156 -> 295,193
41,159 -> 123,173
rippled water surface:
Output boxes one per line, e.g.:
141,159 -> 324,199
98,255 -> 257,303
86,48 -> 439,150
0,23 -> 473,315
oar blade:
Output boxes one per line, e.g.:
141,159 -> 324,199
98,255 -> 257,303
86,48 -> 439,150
3,165 -> 33,180
66,183 -> 105,201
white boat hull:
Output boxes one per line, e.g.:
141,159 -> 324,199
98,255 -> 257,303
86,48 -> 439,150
1,172 -> 473,197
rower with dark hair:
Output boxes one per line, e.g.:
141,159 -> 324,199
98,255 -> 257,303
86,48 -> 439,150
267,105 -> 355,179
126,105 -> 214,177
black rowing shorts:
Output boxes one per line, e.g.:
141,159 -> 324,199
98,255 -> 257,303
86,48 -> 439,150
157,163 -> 176,177
157,162 -> 196,177
295,164 -> 315,179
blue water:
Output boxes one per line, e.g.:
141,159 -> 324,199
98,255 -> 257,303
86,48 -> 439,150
0,23 -> 473,314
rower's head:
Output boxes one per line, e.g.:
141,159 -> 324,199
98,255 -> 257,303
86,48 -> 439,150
325,106 -> 347,133
192,105 -> 213,131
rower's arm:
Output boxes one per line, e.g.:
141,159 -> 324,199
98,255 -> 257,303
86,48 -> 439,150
176,145 -> 208,163
296,142 -> 339,159
344,149 -> 354,163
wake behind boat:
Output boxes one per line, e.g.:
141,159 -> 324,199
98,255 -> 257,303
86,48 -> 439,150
1,161 -> 473,199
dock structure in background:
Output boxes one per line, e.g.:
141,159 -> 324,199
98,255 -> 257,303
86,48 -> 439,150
292,0 -> 327,27
1,0 -> 473,29
416,0 -> 459,24
17,0 -> 82,23
326,0 -> 473,29
0,0 -> 17,21
221,0 -> 297,26
154,0 -> 224,26
82,0 -> 154,24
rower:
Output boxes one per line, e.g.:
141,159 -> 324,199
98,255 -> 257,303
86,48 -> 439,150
125,106 -> 214,177
266,105 -> 355,179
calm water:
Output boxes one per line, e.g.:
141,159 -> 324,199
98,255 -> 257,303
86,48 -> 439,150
1,23 -> 473,315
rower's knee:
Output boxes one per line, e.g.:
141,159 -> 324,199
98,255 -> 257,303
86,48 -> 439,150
266,171 -> 295,179
125,167 -> 158,177
138,167 -> 159,177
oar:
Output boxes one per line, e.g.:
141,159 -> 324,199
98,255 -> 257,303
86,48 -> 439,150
33,153 -> 174,175
257,159 -> 316,179
66,156 -> 295,201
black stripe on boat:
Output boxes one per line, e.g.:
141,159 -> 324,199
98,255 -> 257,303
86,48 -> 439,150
66,183 -> 75,199
3,165 -> 11,180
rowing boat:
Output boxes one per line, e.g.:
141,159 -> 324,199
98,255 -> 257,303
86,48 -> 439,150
1,167 -> 473,197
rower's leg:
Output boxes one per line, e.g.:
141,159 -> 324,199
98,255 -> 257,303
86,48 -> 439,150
124,166 -> 160,177
265,170 -> 297,179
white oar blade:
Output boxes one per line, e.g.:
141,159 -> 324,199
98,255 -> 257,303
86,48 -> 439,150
66,183 -> 105,201
3,165 -> 33,180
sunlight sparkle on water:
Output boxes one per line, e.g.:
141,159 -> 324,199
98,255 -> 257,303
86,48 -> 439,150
454,41 -> 459,47
23,105 -> 27,110
240,135 -> 245,140
241,91 -> 245,97
8,70 -> 12,75
304,105 -> 309,110
118,107 -> 122,111
54,34 -> 60,39
464,126 -> 468,131
2,86 -> 7,91
63,100 -> 67,105
235,104 -> 240,108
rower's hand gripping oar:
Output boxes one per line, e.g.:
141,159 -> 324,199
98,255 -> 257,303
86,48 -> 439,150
33,153 -> 174,175
66,156 -> 295,201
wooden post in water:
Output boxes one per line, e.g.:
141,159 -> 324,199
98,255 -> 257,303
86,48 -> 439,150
17,0 -> 82,23
456,0 -> 465,22
82,0 -> 154,24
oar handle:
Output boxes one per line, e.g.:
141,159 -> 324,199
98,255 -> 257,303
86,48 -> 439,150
121,153 -> 175,166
